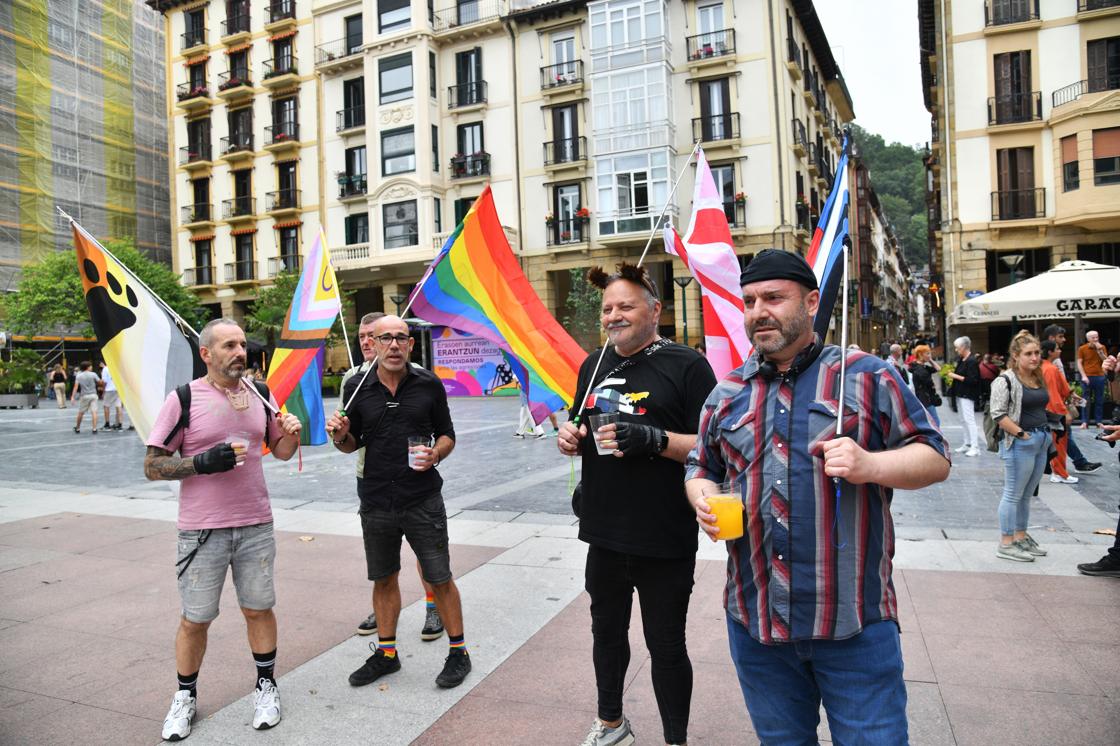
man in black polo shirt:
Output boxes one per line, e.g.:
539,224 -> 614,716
326,314 -> 470,689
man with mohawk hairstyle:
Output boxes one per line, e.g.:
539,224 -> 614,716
557,263 -> 716,746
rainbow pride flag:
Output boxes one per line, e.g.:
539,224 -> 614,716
265,228 -> 341,445
409,186 -> 585,424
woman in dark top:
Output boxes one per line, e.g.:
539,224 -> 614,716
908,344 -> 941,426
989,331 -> 1051,563
948,336 -> 982,455
50,364 -> 67,409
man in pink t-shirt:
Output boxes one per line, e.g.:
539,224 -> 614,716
144,319 -> 301,741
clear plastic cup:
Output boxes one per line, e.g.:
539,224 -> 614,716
229,431 -> 250,467
589,412 -> 619,456
703,480 -> 744,540
408,435 -> 432,470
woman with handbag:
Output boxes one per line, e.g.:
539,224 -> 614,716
948,336 -> 982,456
989,331 -> 1051,563
909,344 -> 942,426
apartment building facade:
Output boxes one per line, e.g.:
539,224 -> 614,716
920,0 -> 1120,355
152,0 -> 883,350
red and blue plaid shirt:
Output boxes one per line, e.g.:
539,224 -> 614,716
686,345 -> 948,643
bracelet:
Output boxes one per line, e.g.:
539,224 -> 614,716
333,434 -> 348,446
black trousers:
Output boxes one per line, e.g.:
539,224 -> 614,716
584,544 -> 695,744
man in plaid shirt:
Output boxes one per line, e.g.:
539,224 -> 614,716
685,250 -> 950,744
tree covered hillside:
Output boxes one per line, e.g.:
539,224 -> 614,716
850,124 -> 928,270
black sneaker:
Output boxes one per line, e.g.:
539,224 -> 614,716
112,423 -> 122,431
356,612 -> 377,636
435,648 -> 471,688
421,606 -> 444,641
348,646 -> 400,687
1077,554 -> 1120,578
73,427 -> 80,434
1074,462 -> 1103,474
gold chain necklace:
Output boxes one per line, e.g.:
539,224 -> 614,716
206,374 -> 251,411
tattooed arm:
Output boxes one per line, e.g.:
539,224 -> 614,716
144,446 -> 197,481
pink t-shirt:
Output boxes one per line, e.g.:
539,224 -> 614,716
147,378 -> 285,530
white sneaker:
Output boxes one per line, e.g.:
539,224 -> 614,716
954,444 -> 970,454
1049,474 -> 1079,484
161,690 -> 196,741
580,717 -> 636,746
965,447 -> 980,457
252,678 -> 281,730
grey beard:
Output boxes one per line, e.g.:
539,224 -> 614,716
748,309 -> 811,355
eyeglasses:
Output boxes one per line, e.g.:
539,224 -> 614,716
374,333 -> 411,345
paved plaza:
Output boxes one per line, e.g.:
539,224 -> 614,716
0,396 -> 1116,745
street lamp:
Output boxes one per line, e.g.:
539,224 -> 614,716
673,276 -> 694,346
1000,253 -> 1024,286
389,293 -> 407,316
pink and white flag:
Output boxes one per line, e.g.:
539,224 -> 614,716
665,148 -> 751,379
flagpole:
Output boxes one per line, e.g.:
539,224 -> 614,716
59,207 -> 201,339
319,229 -> 355,370
571,140 -> 704,426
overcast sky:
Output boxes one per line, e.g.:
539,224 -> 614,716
813,1 -> 930,148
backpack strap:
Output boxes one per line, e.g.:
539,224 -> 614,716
162,383 -> 193,447
252,380 -> 274,448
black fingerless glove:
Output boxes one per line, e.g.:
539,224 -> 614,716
193,443 -> 237,474
613,422 -> 666,457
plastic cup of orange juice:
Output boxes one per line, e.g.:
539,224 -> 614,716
704,480 -> 744,540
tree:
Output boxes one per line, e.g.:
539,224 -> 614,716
850,124 -> 929,270
0,238 -> 206,337
562,268 -> 602,352
244,270 -> 355,352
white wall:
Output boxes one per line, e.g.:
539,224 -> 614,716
956,136 -> 992,224
1039,22 -> 1080,120
953,38 -> 988,132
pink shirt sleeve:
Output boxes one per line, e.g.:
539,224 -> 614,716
146,391 -> 185,453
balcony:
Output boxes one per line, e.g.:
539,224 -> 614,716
264,0 -> 297,28
267,255 -> 301,278
991,188 -> 1045,221
220,133 -> 254,161
785,36 -> 802,80
315,38 -> 363,72
686,29 -> 735,67
225,260 -> 257,283
791,118 -> 808,158
223,197 -> 256,221
692,113 -> 740,144
338,173 -> 368,200
334,242 -> 372,268
175,82 -> 211,110
807,143 -> 820,175
217,69 -> 253,100
181,28 -> 206,52
385,231 -> 420,250
264,122 -> 299,150
448,81 -> 487,110
1053,79 -> 1088,108
725,201 -> 747,230
543,137 -> 586,167
179,144 -> 212,169
596,207 -> 676,239
262,56 -> 298,87
450,153 -> 490,179
184,266 -> 215,287
796,203 -> 812,234
433,0 -> 501,34
540,60 -> 583,92
336,106 -> 365,133
802,71 -> 818,107
180,203 -> 213,226
266,189 -> 300,214
984,0 -> 1039,27
987,91 -> 1042,126
546,217 -> 589,247
220,14 -> 250,41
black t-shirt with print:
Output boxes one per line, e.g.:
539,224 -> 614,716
574,341 -> 717,558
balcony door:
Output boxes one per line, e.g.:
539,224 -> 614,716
699,78 -> 730,140
697,2 -> 723,36
1087,36 -> 1120,93
996,147 -> 1035,219
192,178 -> 209,220
272,97 -> 296,139
343,77 -> 365,128
552,33 -> 576,78
229,107 -> 252,147
345,15 -> 363,55
554,183 -> 580,243
277,161 -> 296,207
551,105 -> 579,162
993,51 -> 1030,123
455,48 -> 482,106
709,164 -> 735,224
187,118 -> 210,154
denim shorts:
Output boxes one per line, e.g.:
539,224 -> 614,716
359,493 -> 451,584
176,522 -> 276,623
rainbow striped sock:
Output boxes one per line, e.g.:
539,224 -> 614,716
448,633 -> 466,653
425,592 -> 436,610
378,637 -> 397,659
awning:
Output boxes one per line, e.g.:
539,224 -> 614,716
225,43 -> 252,55
273,220 -> 302,229
186,55 -> 209,66
269,29 -> 297,42
230,227 -> 258,236
951,260 -> 1120,324
189,233 -> 214,242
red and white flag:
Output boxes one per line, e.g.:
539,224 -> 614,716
665,148 -> 751,379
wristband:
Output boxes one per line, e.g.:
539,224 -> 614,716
333,434 -> 348,446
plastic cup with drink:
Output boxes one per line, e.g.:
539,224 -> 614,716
702,479 -> 744,540
408,435 -> 433,470
229,431 -> 250,467
589,412 -> 619,456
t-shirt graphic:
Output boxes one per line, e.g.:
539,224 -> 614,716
584,378 -> 649,415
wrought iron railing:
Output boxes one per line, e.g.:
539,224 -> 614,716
222,196 -> 256,218
265,122 -> 299,145
990,187 -> 1045,220
181,203 -> 212,224
450,153 -> 490,178
176,82 -> 210,102
221,14 -> 250,37
1053,79 -> 1088,107
546,218 -> 589,246
225,260 -> 256,282
265,0 -> 296,24
540,60 -> 583,89
179,144 -> 212,164
220,132 -> 253,155
338,174 -> 367,198
686,29 -> 735,60
182,28 -> 206,50
543,136 -> 586,165
432,0 -> 501,31
315,37 -> 362,64
336,106 -> 365,131
692,113 -> 740,142
218,69 -> 252,91
984,0 -> 1039,26
263,56 -> 298,79
266,189 -> 300,211
987,91 -> 1042,125
448,80 -> 487,108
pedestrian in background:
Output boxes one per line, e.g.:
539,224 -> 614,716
1076,330 -> 1107,428
909,344 -> 942,426
1043,324 -> 1102,474
50,364 -> 67,409
1040,340 -> 1077,485
70,361 -> 100,433
989,331 -> 1051,563
947,336 -> 981,456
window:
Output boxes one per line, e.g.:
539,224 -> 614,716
1077,243 -> 1120,266
378,0 -> 410,33
194,240 -> 213,284
995,146 -> 1037,219
434,197 -> 442,233
233,169 -> 251,199
346,145 -> 367,179
234,233 -> 254,280
187,118 -> 210,153
383,200 -> 418,248
277,161 -> 297,200
589,0 -> 661,48
191,178 -> 210,220
429,51 -> 437,98
1093,127 -> 1120,185
595,150 -> 669,234
454,197 -> 474,225
457,122 -> 483,155
188,61 -> 206,89
432,124 -> 439,171
985,247 -> 1050,290
697,2 -> 724,35
379,53 -> 413,104
1061,135 -> 1079,192
345,14 -> 363,55
272,96 -> 297,140
228,107 -> 252,148
550,105 -> 579,163
709,163 -> 736,223
228,50 -> 249,81
381,127 -> 415,175
698,78 -> 731,140
591,66 -> 668,134
278,227 -> 299,270
345,213 -> 369,244
454,48 -> 483,106
342,77 -> 365,128
185,9 -> 205,45
553,183 -> 583,244
270,37 -> 294,75
456,0 -> 480,25
992,51 -> 1033,124
1087,37 -> 1120,93
552,32 -> 576,80
617,171 -> 649,215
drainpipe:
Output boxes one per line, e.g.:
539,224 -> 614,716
939,0 -> 957,324
767,0 -> 786,227
505,19 -> 524,262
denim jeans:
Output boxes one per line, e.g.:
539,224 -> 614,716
1066,430 -> 1089,468
727,616 -> 908,746
585,545 -> 695,744
958,397 -> 979,449
998,430 -> 1050,537
1081,375 -> 1106,425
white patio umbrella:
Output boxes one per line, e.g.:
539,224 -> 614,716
951,260 -> 1120,324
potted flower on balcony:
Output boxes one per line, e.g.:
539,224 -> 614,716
703,43 -> 714,57
734,192 -> 746,205
575,207 -> 591,220
545,213 -> 556,226
560,230 -> 572,241
797,193 -> 809,208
